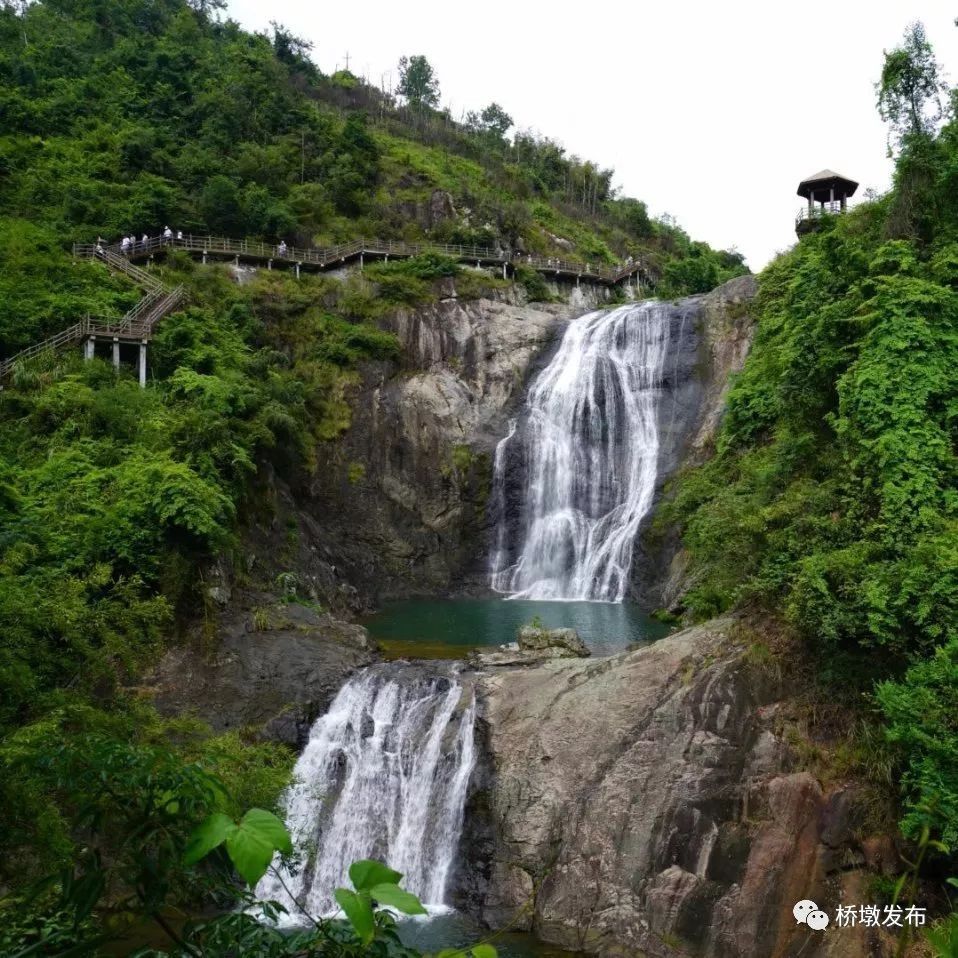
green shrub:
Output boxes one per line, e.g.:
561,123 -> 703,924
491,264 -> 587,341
515,264 -> 554,302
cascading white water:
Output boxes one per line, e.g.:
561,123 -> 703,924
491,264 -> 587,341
257,666 -> 476,920
489,301 -> 671,602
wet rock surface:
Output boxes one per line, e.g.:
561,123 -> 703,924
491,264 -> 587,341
461,618 -> 891,957
144,599 -> 376,748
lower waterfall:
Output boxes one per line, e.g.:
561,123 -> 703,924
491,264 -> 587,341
490,301 -> 672,602
257,665 -> 476,920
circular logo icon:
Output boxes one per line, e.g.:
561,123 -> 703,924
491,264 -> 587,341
793,900 -> 818,924
806,910 -> 830,930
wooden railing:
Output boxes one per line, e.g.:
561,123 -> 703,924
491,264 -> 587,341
0,252 -> 184,381
74,234 -> 652,285
796,203 -> 847,223
4,231 -> 652,381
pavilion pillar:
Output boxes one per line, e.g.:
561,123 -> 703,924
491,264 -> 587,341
112,338 -> 120,369
829,186 -> 835,209
138,342 -> 147,387
84,337 -> 95,361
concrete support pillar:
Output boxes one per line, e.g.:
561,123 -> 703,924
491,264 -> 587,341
234,254 -> 240,267
138,342 -> 147,388
502,263 -> 507,279
295,263 -> 300,279
112,338 -> 120,369
202,251 -> 207,265
267,259 -> 272,270
360,253 -> 364,271
576,275 -> 580,287
84,337 -> 95,361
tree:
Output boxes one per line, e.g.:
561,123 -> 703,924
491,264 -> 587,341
877,21 -> 946,148
397,54 -> 439,109
480,102 -> 513,139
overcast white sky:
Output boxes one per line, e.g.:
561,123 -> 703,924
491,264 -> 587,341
227,0 -> 958,269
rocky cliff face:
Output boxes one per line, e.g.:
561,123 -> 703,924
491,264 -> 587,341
308,284 -> 588,598
308,275 -> 757,603
631,275 -> 757,607
144,597 -> 375,748
460,619 -> 894,958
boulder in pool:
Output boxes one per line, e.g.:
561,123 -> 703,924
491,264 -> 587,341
516,624 -> 589,659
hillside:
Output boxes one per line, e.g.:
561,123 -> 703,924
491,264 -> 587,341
0,0 -> 744,355
658,22 -> 958,891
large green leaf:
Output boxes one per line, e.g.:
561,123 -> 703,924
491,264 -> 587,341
239,808 -> 293,856
334,887 -> 375,944
469,945 -> 497,958
369,882 -> 427,915
224,809 -> 291,886
183,812 -> 235,865
348,858 -> 402,891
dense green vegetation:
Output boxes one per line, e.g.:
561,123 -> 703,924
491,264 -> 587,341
661,22 -> 958,898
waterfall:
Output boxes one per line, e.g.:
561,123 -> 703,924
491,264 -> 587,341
257,665 -> 476,920
490,301 -> 672,602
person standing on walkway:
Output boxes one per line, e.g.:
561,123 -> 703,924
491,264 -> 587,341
163,226 -> 173,243
120,236 -> 130,254
141,233 -> 149,252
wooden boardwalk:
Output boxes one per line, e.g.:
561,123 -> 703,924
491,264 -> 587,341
74,235 -> 652,286
2,234 -> 650,380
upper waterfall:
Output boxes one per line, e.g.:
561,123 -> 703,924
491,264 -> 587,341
257,665 -> 476,920
489,301 -> 673,602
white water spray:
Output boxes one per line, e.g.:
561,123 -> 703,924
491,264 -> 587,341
257,666 -> 476,920
489,301 -> 672,602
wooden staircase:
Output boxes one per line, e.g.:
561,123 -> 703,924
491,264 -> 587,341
0,250 -> 184,382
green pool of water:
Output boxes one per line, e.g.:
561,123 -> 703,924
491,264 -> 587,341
362,597 -> 672,659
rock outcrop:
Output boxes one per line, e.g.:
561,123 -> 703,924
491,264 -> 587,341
144,599 -> 375,748
470,626 -> 590,668
460,619 -> 893,958
516,625 -> 589,658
